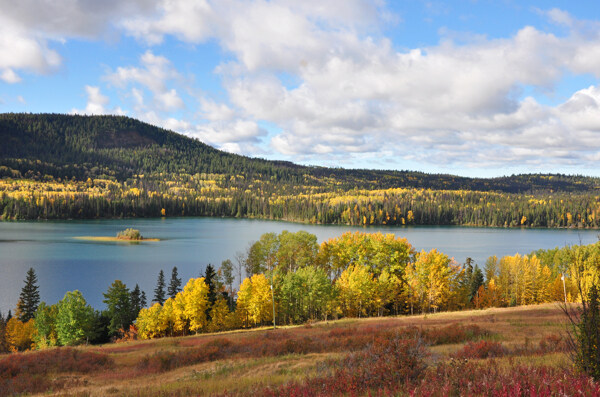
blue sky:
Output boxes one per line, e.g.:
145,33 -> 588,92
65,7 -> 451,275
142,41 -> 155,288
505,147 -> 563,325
1,0 -> 600,177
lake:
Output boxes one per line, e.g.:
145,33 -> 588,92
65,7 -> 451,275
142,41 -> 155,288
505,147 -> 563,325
0,217 -> 598,314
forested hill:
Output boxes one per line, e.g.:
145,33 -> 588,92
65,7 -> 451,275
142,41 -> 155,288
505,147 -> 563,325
2,113 -> 600,227
1,113 -> 599,194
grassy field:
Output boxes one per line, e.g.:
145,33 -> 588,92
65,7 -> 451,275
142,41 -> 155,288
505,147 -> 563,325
1,303 -> 596,396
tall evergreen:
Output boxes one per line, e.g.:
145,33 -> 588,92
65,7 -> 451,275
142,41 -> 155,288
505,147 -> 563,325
168,266 -> 182,299
204,264 -> 217,308
470,266 -> 485,301
18,267 -> 40,322
102,280 -> 133,336
153,270 -> 166,305
140,291 -> 147,308
130,284 -> 144,318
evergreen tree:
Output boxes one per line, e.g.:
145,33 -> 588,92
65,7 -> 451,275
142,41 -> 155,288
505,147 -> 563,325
204,264 -> 217,308
0,311 -> 7,353
18,267 -> 40,322
168,266 -> 182,299
153,270 -> 166,305
141,291 -> 147,308
470,266 -> 485,301
102,280 -> 133,337
130,284 -> 143,318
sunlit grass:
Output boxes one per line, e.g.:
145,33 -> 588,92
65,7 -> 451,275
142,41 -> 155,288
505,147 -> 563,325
3,303 -> 586,396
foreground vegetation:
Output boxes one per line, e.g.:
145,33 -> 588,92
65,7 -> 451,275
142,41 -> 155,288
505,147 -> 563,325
0,304 -> 592,396
2,113 -> 600,227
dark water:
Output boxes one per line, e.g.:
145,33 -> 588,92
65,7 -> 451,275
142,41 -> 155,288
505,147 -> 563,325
0,217 -> 597,314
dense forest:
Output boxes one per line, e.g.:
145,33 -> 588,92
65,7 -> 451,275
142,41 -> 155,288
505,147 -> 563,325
2,113 -> 600,227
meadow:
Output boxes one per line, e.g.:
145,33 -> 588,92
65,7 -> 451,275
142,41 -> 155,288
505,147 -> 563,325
1,303 -> 594,396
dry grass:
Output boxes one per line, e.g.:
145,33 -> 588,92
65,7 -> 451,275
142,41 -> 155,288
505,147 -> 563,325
1,303 -> 577,397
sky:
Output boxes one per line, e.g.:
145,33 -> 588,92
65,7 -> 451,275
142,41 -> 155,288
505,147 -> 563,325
1,1 -> 600,177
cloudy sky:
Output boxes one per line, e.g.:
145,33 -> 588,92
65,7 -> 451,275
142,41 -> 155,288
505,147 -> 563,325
1,1 -> 600,177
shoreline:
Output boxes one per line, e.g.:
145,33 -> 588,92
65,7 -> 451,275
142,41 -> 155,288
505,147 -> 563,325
73,236 -> 160,242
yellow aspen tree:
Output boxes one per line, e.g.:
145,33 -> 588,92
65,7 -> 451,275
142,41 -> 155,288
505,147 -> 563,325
335,265 -> 376,317
158,298 -> 176,336
136,303 -> 164,339
180,277 -> 210,334
236,277 -> 253,327
5,318 -> 35,351
249,274 -> 273,326
208,295 -> 230,332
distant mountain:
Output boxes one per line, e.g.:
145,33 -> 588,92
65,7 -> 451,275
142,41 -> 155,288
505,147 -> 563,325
1,113 -> 599,193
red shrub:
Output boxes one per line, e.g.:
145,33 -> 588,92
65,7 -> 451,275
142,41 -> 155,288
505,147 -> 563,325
0,348 -> 112,396
424,324 -> 490,345
538,333 -> 568,354
453,340 -> 505,359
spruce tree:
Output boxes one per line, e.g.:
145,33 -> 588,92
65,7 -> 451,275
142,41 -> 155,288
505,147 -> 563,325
130,284 -> 143,319
470,266 -> 485,301
153,270 -> 166,305
140,291 -> 147,308
102,280 -> 133,336
168,266 -> 182,299
18,267 -> 40,322
204,264 -> 217,307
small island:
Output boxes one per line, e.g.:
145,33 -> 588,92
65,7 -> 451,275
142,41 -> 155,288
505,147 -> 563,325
74,228 -> 160,243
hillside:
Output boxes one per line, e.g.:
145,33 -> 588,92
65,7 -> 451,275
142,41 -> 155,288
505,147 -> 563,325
1,113 -> 599,193
1,113 -> 600,227
0,304 -> 588,396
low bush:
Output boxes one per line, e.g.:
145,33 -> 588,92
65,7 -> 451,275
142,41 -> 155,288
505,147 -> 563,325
453,340 -> 505,359
0,347 -> 112,396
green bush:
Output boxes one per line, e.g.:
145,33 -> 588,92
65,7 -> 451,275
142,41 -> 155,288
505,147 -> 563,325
117,228 -> 142,240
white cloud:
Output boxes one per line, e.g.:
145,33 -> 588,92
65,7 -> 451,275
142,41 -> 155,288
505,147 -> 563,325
0,69 -> 21,84
4,0 -> 600,171
0,0 -> 154,81
71,85 -> 125,115
106,51 -> 184,112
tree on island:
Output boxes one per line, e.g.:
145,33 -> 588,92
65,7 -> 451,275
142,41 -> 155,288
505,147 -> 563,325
116,228 -> 142,240
168,266 -> 182,299
153,270 -> 166,305
18,268 -> 40,322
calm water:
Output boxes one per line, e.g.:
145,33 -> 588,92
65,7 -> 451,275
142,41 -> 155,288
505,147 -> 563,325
0,217 -> 598,314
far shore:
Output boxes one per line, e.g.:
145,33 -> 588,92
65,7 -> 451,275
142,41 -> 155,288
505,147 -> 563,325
73,236 -> 160,242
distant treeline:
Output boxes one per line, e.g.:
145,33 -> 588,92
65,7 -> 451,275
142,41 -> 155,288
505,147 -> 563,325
1,177 -> 599,228
1,113 -> 600,227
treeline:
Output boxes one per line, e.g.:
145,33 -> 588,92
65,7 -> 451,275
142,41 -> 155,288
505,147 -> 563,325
2,230 -> 599,350
2,177 -> 600,228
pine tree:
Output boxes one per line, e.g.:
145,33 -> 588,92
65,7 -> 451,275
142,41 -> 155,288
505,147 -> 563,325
204,264 -> 217,308
130,284 -> 144,319
153,270 -> 166,305
168,266 -> 182,299
18,268 -> 40,322
470,266 -> 485,301
102,280 -> 133,337
141,291 -> 147,308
